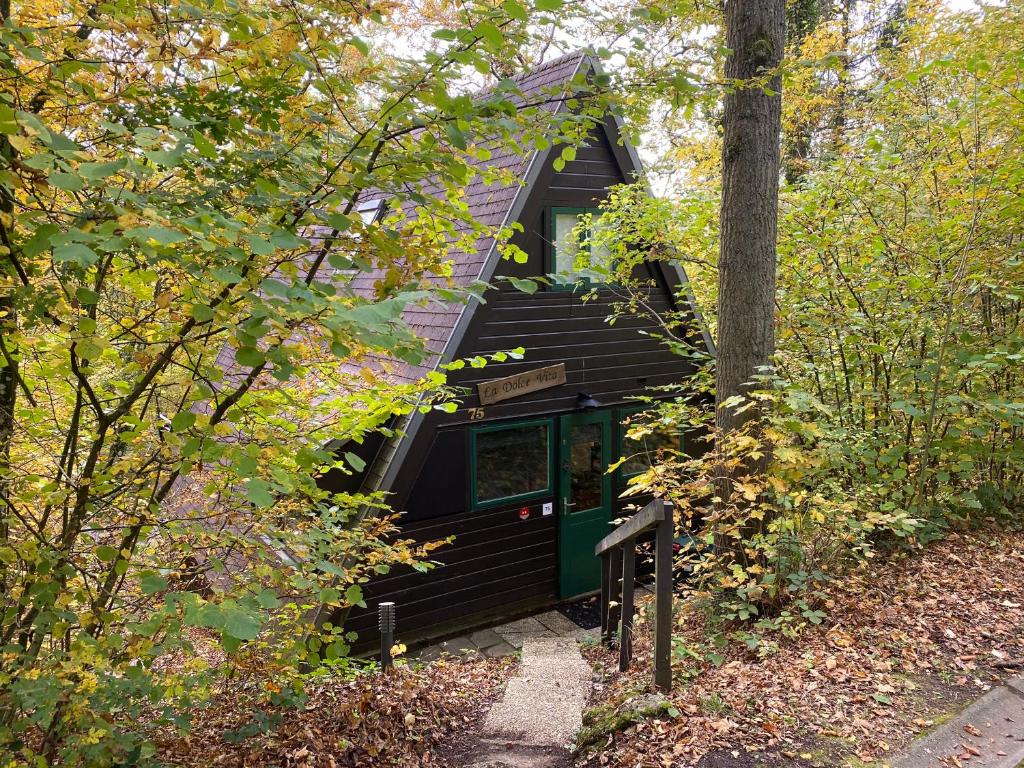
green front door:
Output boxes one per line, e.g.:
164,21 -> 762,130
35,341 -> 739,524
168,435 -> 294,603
558,410 -> 613,598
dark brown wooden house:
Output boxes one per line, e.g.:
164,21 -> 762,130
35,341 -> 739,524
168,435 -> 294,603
331,52 -> 713,648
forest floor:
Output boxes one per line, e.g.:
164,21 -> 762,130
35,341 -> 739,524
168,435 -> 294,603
574,528 -> 1024,768
153,653 -> 515,767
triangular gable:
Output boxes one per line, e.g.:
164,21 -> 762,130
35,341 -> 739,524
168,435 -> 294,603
364,51 -> 714,495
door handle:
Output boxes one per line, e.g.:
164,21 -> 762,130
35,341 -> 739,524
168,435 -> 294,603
563,497 -> 576,511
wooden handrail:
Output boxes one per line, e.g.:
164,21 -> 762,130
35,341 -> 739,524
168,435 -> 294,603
595,498 -> 669,555
597,497 -> 674,691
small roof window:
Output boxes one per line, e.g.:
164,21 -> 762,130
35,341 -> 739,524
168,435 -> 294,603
356,198 -> 384,225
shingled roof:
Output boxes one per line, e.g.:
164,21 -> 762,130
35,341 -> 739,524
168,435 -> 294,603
335,50 -> 592,385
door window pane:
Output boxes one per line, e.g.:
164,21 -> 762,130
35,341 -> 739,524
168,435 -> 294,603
474,423 -> 550,504
568,422 -> 604,512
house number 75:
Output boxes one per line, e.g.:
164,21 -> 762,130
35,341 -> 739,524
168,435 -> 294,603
468,407 -> 485,421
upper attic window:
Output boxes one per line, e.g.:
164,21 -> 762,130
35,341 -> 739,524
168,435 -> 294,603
550,207 -> 613,289
356,198 -> 384,225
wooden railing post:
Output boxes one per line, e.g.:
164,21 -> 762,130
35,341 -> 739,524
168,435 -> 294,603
594,498 -> 674,691
653,502 -> 673,691
607,546 -> 622,647
599,551 -> 610,642
618,541 -> 636,672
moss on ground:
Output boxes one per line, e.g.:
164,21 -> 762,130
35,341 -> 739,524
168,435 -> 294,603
574,697 -> 675,754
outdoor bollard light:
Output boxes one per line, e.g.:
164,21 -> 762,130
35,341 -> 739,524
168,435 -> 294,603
379,601 -> 396,669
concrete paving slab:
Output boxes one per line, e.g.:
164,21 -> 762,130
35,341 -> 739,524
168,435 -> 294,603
438,636 -> 477,655
466,740 -> 571,768
892,683 -> 1024,767
1007,675 -> 1024,698
499,632 -> 528,649
470,628 -> 506,649
492,616 -> 548,634
482,641 -> 517,658
534,610 -> 582,635
413,644 -> 443,662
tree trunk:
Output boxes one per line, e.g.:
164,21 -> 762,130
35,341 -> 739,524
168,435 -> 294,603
717,0 -> 784,435
715,0 -> 784,549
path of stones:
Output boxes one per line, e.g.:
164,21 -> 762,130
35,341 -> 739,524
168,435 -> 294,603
467,636 -> 593,768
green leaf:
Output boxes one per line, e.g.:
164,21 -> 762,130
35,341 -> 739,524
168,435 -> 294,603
0,105 -> 18,135
474,21 -> 502,47
171,411 -> 196,432
211,266 -> 242,284
23,224 -> 59,257
534,0 -> 563,10
220,601 -> 263,641
76,287 -> 99,305
255,589 -> 280,610
344,584 -> 364,606
144,141 -> 187,167
191,130 -> 217,159
76,337 -> 104,360
53,242 -> 98,266
190,304 -> 214,322
247,234 -> 274,255
245,479 -> 274,507
96,546 -> 119,563
235,346 -> 264,368
446,122 -> 467,151
509,277 -> 538,294
220,633 -> 242,654
79,159 -> 126,180
48,171 -> 84,191
43,130 -> 82,152
139,572 -> 168,595
502,0 -> 528,20
262,278 -> 289,297
344,452 -> 366,472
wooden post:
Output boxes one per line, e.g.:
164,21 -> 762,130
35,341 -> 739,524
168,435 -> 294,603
599,551 -> 610,642
618,542 -> 636,672
653,502 -> 673,691
607,546 -> 622,647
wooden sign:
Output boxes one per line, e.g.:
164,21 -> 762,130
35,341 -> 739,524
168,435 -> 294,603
477,363 -> 566,405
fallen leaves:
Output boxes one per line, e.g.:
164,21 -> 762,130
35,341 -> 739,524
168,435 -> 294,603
578,530 -> 1024,767
154,655 -> 514,767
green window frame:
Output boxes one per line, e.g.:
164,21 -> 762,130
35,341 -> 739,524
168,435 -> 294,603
549,206 -> 614,291
616,406 -> 684,483
469,418 -> 555,510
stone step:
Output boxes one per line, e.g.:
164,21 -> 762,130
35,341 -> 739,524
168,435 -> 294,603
892,680 -> 1024,768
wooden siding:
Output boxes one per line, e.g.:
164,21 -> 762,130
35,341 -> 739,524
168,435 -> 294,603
432,121 -> 697,428
344,501 -> 558,652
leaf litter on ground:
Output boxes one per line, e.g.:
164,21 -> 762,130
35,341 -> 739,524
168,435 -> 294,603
576,530 -> 1024,767
154,653 -> 514,767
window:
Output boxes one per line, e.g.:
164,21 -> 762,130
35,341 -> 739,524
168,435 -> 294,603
550,207 -> 613,287
356,198 -> 384,224
619,411 -> 682,479
471,420 -> 552,508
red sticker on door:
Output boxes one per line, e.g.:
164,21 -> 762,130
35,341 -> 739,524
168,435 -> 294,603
518,506 -> 530,520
